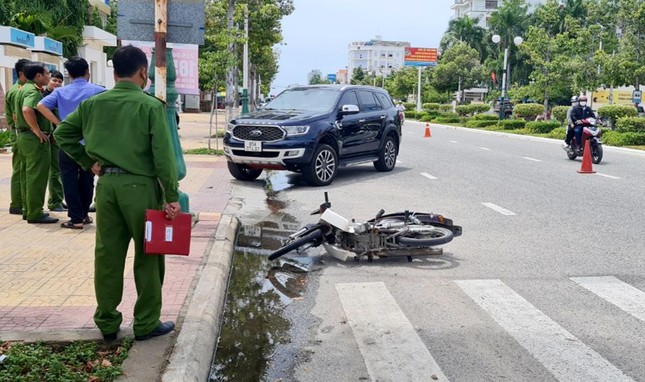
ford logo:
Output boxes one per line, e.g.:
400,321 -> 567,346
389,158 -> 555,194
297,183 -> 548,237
249,129 -> 263,137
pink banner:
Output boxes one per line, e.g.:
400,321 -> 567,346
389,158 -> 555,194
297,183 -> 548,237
122,40 -> 200,95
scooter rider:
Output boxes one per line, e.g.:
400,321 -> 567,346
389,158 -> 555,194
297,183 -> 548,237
570,95 -> 595,149
562,96 -> 578,149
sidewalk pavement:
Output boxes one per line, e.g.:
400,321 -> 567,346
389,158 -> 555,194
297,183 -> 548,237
0,111 -> 238,381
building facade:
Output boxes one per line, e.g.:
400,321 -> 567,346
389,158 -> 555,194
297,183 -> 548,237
347,36 -> 410,83
451,0 -> 546,28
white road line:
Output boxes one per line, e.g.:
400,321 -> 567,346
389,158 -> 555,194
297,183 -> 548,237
421,172 -> 438,180
482,202 -> 516,216
597,173 -> 620,179
571,276 -> 645,322
523,156 -> 542,162
456,279 -> 634,382
336,282 -> 448,381
479,147 -> 491,151
450,140 -> 458,143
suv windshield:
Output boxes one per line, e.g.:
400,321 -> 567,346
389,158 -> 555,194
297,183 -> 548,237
264,88 -> 340,113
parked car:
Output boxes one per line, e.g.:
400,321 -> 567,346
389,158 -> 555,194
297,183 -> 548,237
494,97 -> 514,116
637,104 -> 645,117
223,85 -> 402,186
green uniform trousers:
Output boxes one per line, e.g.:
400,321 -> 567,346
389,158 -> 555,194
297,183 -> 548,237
47,140 -> 64,209
9,131 -> 23,209
17,132 -> 51,220
93,172 -> 165,337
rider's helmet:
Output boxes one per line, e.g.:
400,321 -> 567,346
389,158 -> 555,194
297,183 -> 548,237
578,95 -> 588,103
570,96 -> 578,104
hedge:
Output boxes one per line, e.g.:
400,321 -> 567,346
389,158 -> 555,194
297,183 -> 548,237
525,121 -> 561,134
422,103 -> 441,112
433,115 -> 460,124
405,110 -> 418,119
420,114 -> 435,122
497,119 -> 526,130
470,114 -> 499,121
551,106 -> 570,124
615,117 -> 645,133
456,104 -> 491,116
403,103 -> 416,111
602,131 -> 645,146
513,103 -> 545,120
439,104 -> 453,112
0,130 -> 11,147
547,127 -> 567,140
466,119 -> 499,128
597,105 -> 638,128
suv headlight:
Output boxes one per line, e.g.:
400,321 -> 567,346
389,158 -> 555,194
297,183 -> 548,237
226,123 -> 235,133
282,125 -> 310,136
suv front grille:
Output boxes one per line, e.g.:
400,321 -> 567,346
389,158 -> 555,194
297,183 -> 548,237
233,125 -> 285,141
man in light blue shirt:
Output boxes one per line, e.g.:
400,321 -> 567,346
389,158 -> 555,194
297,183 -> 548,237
38,57 -> 105,229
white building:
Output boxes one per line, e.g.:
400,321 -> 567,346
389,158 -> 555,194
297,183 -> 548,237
347,36 -> 410,83
451,0 -> 546,28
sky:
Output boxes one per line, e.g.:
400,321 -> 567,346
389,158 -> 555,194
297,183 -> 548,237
271,0 -> 454,94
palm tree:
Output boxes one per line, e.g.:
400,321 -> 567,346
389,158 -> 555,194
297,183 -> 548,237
440,16 -> 486,59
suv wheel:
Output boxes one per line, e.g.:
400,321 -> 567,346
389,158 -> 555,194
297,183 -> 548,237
373,135 -> 397,172
303,144 -> 337,186
227,161 -> 263,181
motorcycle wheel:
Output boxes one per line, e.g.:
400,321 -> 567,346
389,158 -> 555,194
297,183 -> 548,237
268,229 -> 323,260
396,226 -> 454,247
592,144 -> 603,164
567,150 -> 577,160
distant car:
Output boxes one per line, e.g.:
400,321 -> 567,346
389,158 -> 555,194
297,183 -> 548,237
637,104 -> 644,117
494,98 -> 513,116
223,84 -> 402,186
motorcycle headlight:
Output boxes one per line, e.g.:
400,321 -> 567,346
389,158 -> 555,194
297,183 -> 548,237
226,123 -> 235,133
282,125 -> 310,136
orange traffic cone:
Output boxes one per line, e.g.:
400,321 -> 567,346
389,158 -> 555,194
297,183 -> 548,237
578,139 -> 596,174
424,123 -> 432,138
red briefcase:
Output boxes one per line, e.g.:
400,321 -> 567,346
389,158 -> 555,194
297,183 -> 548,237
144,209 -> 192,256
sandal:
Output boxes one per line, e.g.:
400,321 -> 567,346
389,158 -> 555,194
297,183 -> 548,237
61,221 -> 83,229
83,216 -> 93,224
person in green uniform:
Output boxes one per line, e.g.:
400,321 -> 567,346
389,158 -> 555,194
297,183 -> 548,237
43,70 -> 65,212
55,45 -> 181,341
15,62 -> 58,224
4,58 -> 31,215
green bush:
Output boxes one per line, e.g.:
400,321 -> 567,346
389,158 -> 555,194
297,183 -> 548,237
403,103 -> 416,111
405,110 -> 418,119
547,127 -> 567,140
513,103 -> 545,120
598,105 -> 638,128
525,121 -> 561,134
419,114 -> 435,122
466,119 -> 499,128
497,119 -> 526,130
433,113 -> 460,124
615,117 -> 645,133
551,106 -> 570,124
603,131 -> 645,146
439,104 -> 453,112
455,104 -> 491,116
469,114 -> 499,121
0,129 -> 11,147
422,103 -> 441,112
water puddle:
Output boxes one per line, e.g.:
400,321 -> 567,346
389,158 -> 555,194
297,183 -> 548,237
210,218 -> 312,382
264,171 -> 294,213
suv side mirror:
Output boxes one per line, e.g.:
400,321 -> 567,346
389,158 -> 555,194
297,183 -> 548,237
339,104 -> 360,116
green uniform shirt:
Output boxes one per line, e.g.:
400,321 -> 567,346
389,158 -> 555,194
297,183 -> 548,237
14,81 -> 52,133
4,81 -> 24,129
54,81 -> 179,203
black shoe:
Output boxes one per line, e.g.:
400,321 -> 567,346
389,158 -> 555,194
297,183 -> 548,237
24,213 -> 49,221
88,204 -> 96,213
135,321 -> 175,341
49,206 -> 66,212
27,215 -> 59,224
9,207 -> 22,215
103,331 -> 119,341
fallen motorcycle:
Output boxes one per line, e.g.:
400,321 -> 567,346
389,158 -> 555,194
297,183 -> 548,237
268,193 -> 462,262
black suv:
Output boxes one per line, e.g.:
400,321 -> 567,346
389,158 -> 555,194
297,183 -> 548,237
223,85 -> 402,186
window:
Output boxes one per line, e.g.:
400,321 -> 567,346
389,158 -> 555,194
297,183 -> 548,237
338,91 -> 359,108
358,91 -> 381,111
375,93 -> 393,109
485,0 -> 498,9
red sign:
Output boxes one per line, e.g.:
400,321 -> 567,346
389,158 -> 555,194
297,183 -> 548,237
404,47 -> 438,67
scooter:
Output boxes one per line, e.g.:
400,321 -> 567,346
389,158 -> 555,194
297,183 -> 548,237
566,117 -> 603,164
268,193 -> 462,262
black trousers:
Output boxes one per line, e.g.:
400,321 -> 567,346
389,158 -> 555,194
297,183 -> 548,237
60,151 -> 94,224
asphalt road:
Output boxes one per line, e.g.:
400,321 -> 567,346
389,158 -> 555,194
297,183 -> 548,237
228,120 -> 645,381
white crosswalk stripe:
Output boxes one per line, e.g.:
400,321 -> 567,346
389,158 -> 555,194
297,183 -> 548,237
571,276 -> 645,322
336,282 -> 448,381
456,279 -> 634,382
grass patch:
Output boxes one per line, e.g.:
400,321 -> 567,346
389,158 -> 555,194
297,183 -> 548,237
0,338 -> 133,382
624,145 -> 645,151
209,130 -> 226,138
183,148 -> 225,155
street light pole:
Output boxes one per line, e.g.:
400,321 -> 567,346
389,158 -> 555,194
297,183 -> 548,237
241,4 -> 249,114
492,34 -> 522,120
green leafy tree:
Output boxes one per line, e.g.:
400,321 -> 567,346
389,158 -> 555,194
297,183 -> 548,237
308,72 -> 326,85
431,42 -> 486,93
384,66 -> 418,100
487,0 -> 531,87
440,16 -> 486,59
350,67 -> 366,85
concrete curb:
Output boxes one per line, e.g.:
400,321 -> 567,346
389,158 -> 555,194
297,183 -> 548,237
160,214 -> 239,382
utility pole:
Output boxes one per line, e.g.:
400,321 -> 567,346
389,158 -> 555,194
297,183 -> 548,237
242,3 -> 249,114
416,67 -> 422,112
154,0 -> 167,102
225,0 -> 235,123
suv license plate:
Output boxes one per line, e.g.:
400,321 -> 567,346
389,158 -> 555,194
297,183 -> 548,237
244,141 -> 262,152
